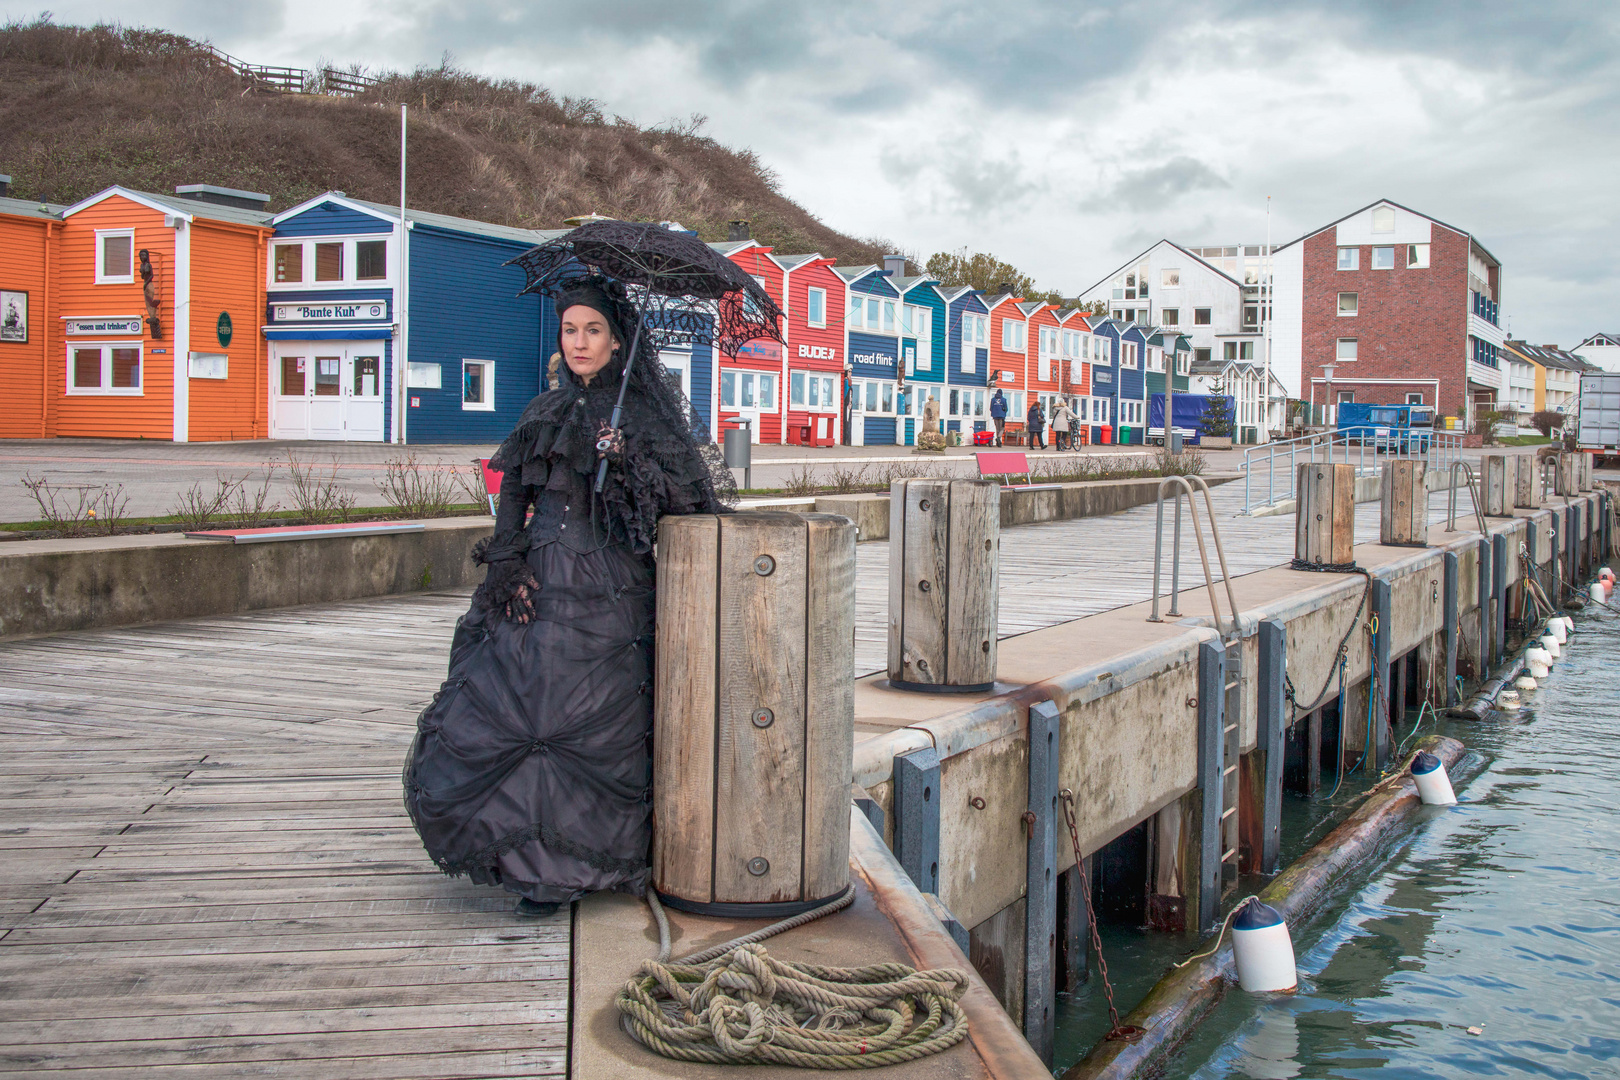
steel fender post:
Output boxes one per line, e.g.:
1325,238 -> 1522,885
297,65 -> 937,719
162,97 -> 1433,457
1024,700 -> 1060,1064
1197,639 -> 1225,932
1257,619 -> 1286,874
1492,533 -> 1509,667
892,746 -> 940,896
1444,551 -> 1459,705
1370,577 -> 1392,770
1477,538 -> 1493,672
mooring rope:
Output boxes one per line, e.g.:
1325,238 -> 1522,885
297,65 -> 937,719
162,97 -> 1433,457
616,887 -> 972,1067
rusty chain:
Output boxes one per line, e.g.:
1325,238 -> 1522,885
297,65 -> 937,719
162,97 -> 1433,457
1058,789 -> 1144,1043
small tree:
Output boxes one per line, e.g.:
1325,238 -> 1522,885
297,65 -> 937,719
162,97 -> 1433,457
1201,383 -> 1235,438
1531,409 -> 1566,437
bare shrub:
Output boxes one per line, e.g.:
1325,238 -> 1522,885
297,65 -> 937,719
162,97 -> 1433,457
167,475 -> 243,530
285,454 -> 357,524
20,473 -> 129,536
227,466 -> 281,528
376,453 -> 462,518
782,465 -> 818,497
453,461 -> 493,512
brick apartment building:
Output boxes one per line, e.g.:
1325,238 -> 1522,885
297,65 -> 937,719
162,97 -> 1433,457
1270,199 -> 1505,434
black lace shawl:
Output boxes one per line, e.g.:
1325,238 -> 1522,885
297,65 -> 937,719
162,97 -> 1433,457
489,282 -> 735,555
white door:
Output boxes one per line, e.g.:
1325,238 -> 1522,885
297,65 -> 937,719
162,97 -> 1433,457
659,349 -> 692,400
851,411 -> 865,445
271,342 -> 386,441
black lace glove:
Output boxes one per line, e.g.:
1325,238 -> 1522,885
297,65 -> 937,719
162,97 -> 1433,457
471,534 -> 540,623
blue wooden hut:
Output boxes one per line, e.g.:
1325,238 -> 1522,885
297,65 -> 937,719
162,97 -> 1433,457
836,264 -> 903,445
943,286 -> 991,438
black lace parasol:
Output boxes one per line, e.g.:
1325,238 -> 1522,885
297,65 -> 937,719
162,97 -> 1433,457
506,220 -> 785,359
506,219 -> 785,492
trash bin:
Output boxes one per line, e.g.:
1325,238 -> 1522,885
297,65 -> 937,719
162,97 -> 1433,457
1100,425 -> 1113,445
1119,426 -> 1131,445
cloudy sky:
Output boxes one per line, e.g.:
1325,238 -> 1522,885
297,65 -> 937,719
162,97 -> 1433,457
16,1 -> 1620,346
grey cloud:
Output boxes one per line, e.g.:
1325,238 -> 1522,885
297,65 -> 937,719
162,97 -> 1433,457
1106,156 -> 1228,211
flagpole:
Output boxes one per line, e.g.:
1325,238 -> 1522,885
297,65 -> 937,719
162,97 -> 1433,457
1261,194 -> 1273,443
398,104 -> 410,445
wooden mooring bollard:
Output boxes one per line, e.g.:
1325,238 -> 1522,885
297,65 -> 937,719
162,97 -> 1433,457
1481,454 -> 1511,516
1516,454 -> 1542,509
1555,452 -> 1579,497
652,511 -> 856,916
888,478 -> 1000,692
1380,459 -> 1428,546
1296,463 -> 1355,567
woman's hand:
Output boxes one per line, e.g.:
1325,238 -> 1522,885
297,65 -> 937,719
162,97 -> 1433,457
506,575 -> 540,624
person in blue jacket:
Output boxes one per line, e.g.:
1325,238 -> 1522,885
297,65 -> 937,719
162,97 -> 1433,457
990,388 -> 1008,446
1026,398 -> 1046,449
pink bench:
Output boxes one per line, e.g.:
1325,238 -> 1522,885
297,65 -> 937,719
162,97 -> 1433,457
185,521 -> 425,544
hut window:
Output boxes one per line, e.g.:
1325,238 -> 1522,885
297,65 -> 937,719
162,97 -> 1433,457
273,244 -> 304,283
315,243 -> 344,282
356,240 -> 387,280
96,231 -> 135,285
848,294 -> 863,329
807,287 -> 826,327
66,344 -> 142,394
463,360 -> 495,410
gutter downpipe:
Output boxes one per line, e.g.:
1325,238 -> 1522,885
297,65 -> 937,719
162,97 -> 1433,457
398,104 -> 410,445
41,219 -> 53,437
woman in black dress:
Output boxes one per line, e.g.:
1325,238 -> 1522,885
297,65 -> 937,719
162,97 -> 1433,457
404,279 -> 732,917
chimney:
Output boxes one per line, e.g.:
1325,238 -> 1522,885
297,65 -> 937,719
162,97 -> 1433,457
0,174 -> 10,198
727,219 -> 750,242
1542,344 -> 1559,351
173,184 -> 272,212
883,254 -> 907,278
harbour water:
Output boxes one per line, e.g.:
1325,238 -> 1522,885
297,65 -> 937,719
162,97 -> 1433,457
1055,606 -> 1620,1078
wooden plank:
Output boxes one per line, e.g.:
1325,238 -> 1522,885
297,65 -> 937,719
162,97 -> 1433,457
713,513 -> 807,903
945,479 -> 1000,687
651,514 -> 719,904
893,478 -> 951,685
886,479 -> 906,678
802,513 -> 855,902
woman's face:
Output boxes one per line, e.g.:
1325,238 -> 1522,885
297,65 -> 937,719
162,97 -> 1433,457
560,305 -> 618,383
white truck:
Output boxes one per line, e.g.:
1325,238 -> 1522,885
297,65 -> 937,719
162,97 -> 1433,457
1576,371 -> 1620,465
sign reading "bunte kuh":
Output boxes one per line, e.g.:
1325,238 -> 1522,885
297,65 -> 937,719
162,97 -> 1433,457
272,303 -> 386,322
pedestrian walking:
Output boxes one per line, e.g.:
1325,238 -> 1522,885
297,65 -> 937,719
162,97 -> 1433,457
1050,399 -> 1073,450
1027,398 -> 1046,450
990,388 -> 1008,447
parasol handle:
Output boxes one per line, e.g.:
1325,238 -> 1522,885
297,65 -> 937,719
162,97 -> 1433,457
594,313 -> 645,494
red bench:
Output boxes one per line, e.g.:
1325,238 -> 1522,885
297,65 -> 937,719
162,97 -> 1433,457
186,521 -> 426,544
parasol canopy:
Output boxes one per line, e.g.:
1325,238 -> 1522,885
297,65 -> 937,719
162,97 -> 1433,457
506,220 -> 785,358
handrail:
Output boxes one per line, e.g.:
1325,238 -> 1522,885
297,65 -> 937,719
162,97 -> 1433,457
1148,475 -> 1241,638
1445,461 -> 1489,536
1241,429 -> 1463,514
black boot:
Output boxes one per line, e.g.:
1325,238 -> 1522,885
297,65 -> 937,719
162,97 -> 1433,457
515,897 -> 561,918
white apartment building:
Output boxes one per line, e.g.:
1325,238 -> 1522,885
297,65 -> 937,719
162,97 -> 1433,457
1502,343 -> 1539,423
1077,240 -> 1262,369
1571,333 -> 1620,373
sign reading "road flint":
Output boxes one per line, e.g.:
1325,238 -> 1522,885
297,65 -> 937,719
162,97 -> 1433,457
272,303 -> 387,322
65,317 -> 143,336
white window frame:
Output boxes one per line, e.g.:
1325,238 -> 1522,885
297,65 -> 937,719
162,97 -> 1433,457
1001,318 -> 1026,353
1371,246 -> 1396,270
807,287 -> 827,328
1337,247 -> 1359,271
462,359 -> 495,411
848,294 -> 865,330
95,229 -> 136,285
268,234 -> 394,290
1337,338 -> 1357,361
1407,244 -> 1430,269
407,362 -> 443,388
66,342 -> 143,396
1338,292 -> 1359,316
790,370 -> 837,413
1121,342 -> 1138,369
1372,207 -> 1396,233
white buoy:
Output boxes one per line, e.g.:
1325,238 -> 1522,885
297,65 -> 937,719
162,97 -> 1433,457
1514,675 -> 1537,691
1545,620 -> 1568,645
1591,583 -> 1607,604
1525,646 -> 1552,667
1541,635 -> 1562,659
1562,616 -> 1576,634
1528,660 -> 1550,679
1498,689 -> 1520,706
1232,899 -> 1298,992
1412,750 -> 1458,806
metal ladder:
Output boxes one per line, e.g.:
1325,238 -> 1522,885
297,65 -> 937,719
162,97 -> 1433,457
1218,639 -> 1243,891
1148,475 -> 1241,637
1444,461 -> 1488,534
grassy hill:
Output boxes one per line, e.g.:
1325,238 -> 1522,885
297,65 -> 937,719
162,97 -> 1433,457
0,19 -> 900,262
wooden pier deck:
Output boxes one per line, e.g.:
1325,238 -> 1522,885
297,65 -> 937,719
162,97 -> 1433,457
0,596 -> 569,1078
0,481 -> 1463,1075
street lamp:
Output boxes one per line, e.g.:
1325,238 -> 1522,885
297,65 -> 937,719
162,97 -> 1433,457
1321,361 -> 1337,429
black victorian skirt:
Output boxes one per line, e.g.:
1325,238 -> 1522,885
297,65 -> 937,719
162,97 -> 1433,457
403,541 -> 654,903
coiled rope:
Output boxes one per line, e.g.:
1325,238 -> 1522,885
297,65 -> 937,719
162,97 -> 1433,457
615,887 -> 972,1067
